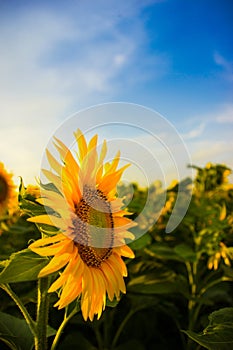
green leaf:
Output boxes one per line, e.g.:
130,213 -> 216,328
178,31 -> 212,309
47,325 -> 56,338
0,311 -> 34,350
144,244 -> 185,262
209,308 -> 233,324
129,233 -> 152,250
0,249 -> 48,283
128,270 -> 188,296
184,307 -> 233,349
20,198 -> 46,216
174,243 -> 197,262
0,311 -> 56,350
146,243 -> 197,263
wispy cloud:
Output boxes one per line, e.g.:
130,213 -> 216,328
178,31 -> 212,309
181,122 -> 205,140
0,0 -> 167,183
177,103 -> 233,171
190,140 -> 233,168
215,104 -> 233,123
1,0 -> 231,185
214,52 -> 233,82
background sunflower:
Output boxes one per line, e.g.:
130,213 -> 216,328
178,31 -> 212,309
0,162 -> 18,216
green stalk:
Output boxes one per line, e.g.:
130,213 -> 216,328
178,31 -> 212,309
199,276 -> 232,296
186,261 -> 199,350
0,283 -> 36,337
94,326 -> 104,350
34,277 -> 50,350
50,306 -> 78,350
111,310 -> 134,349
185,261 -> 199,330
185,262 -> 195,312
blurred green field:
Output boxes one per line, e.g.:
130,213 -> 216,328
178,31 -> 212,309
0,163 -> 233,350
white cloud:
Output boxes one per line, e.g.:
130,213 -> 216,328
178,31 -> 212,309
181,103 -> 233,127
215,104 -> 233,123
182,122 -> 205,140
0,0 -> 167,184
190,140 -> 233,168
214,52 -> 233,82
176,103 -> 233,172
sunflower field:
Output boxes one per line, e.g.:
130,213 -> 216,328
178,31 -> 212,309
0,158 -> 233,350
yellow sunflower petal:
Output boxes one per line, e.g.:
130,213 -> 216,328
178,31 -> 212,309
40,189 -> 63,202
55,257 -> 84,308
115,230 -> 135,241
112,252 -> 127,276
49,273 -> 68,293
29,233 -> 66,246
90,268 -> 106,318
115,244 -> 135,258
80,147 -> 98,186
88,272 -> 100,320
101,261 -> 120,299
111,198 -> 125,213
114,216 -> 137,229
98,164 -> 130,195
48,253 -> 79,293
107,255 -> 126,292
104,151 -> 120,174
60,167 -> 81,205
36,197 -> 66,212
96,164 -> 104,184
81,266 -> 94,320
27,214 -> 66,230
56,280 -> 82,309
53,137 -> 79,174
42,169 -> 63,194
46,149 -> 62,175
98,140 -> 107,167
74,129 -> 88,162
51,140 -> 81,204
38,252 -> 71,277
88,134 -> 98,152
30,237 -> 72,257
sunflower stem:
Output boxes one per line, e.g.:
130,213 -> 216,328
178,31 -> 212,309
50,306 -> 79,350
34,277 -> 50,350
0,283 -> 37,337
111,309 -> 134,349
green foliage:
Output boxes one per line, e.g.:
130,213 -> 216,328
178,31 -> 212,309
0,311 -> 34,350
0,249 -> 48,283
0,163 -> 232,350
128,269 -> 188,295
184,307 -> 233,349
0,310 -> 56,350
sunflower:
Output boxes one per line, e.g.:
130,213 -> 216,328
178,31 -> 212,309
28,129 -> 136,321
0,162 -> 18,215
25,184 -> 41,199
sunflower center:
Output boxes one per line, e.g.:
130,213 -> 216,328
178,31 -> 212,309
73,185 -> 114,268
0,175 -> 8,203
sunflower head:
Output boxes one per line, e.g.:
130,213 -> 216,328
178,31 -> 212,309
29,129 -> 136,320
25,185 -> 41,199
0,163 -> 18,215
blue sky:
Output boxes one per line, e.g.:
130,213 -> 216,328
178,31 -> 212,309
0,0 -> 232,185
